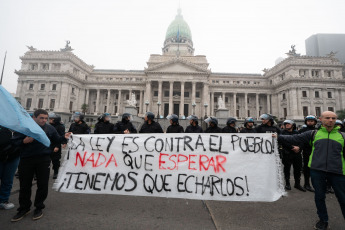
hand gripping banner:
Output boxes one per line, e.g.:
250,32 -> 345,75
53,133 -> 285,202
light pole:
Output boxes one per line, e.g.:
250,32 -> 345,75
157,101 -> 161,122
192,102 -> 196,115
145,100 -> 149,113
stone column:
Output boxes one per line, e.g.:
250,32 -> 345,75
180,81 -> 185,117
256,93 -> 259,119
335,89 -> 341,111
106,89 -> 111,113
211,92 -> 214,116
309,88 -> 314,115
169,81 -> 174,115
145,80 -> 151,112
266,94 -> 271,114
322,88 -> 327,112
233,93 -> 237,118
85,89 -> 90,105
95,89 -> 100,114
158,80 -> 163,115
244,93 -> 248,117
139,90 -> 143,114
297,88 -> 302,117
117,89 -> 122,114
44,82 -> 50,109
55,82 -> 62,111
192,82 -> 196,104
203,82 -> 210,116
222,92 -> 226,108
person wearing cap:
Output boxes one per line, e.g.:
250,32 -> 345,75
139,112 -> 163,133
48,112 -> 66,179
240,117 -> 257,133
113,113 -> 137,134
185,115 -> 203,133
94,113 -> 115,134
256,113 -> 281,134
222,117 -> 238,133
166,114 -> 184,133
204,117 -> 222,133
280,120 -> 306,192
299,115 -> 318,192
68,112 -> 90,134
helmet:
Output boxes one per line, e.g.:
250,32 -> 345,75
145,112 -> 155,121
204,117 -> 218,125
122,113 -> 132,122
226,117 -> 237,125
72,112 -> 84,121
244,117 -> 255,127
335,120 -> 343,127
48,112 -> 61,124
305,115 -> 317,124
283,119 -> 295,125
167,114 -> 179,123
260,113 -> 273,121
187,115 -> 198,122
98,113 -> 111,122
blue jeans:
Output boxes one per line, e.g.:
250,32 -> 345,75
310,169 -> 345,222
0,157 -> 20,203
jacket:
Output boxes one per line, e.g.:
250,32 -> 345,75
185,125 -> 203,133
139,121 -> 164,133
256,124 -> 281,134
94,121 -> 115,134
222,126 -> 238,133
166,124 -> 184,133
113,120 -> 137,134
68,121 -> 90,134
205,126 -> 222,133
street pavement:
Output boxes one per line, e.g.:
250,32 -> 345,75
1,152 -> 344,229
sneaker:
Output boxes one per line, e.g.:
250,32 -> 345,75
11,209 -> 31,222
304,184 -> 315,192
0,201 -> 15,210
32,209 -> 43,220
285,184 -> 291,190
294,184 -> 306,192
314,220 -> 329,230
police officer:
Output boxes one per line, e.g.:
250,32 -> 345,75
185,115 -> 203,133
204,117 -> 222,133
68,112 -> 90,134
48,112 -> 66,179
299,115 -> 318,192
222,117 -> 238,133
139,112 -> 163,133
256,113 -> 281,134
279,120 -> 305,192
240,117 -> 256,133
94,113 -> 115,134
166,114 -> 184,133
335,120 -> 344,130
113,113 -> 137,134
342,119 -> 345,132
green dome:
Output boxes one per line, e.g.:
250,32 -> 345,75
165,9 -> 192,41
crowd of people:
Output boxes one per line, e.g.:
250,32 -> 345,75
0,109 -> 344,229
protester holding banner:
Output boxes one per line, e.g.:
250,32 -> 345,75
68,112 -> 90,134
11,109 -> 72,222
222,117 -> 238,133
0,126 -> 20,210
48,112 -> 66,179
204,117 -> 222,133
276,111 -> 345,230
139,112 -> 163,133
256,113 -> 281,134
166,114 -> 184,133
280,120 -> 305,192
94,113 -> 115,134
240,117 -> 256,133
185,115 -> 203,133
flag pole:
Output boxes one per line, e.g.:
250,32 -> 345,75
0,51 -> 7,85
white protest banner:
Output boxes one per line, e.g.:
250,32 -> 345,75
53,133 -> 285,202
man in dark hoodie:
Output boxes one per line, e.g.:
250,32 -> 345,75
48,112 -> 66,179
68,112 -> 90,134
185,115 -> 203,133
94,113 -> 115,134
204,117 -> 222,133
222,117 -> 238,133
139,112 -> 163,133
11,109 -> 71,222
113,113 -> 137,134
166,114 -> 184,133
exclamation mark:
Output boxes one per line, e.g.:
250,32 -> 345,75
245,176 -> 249,196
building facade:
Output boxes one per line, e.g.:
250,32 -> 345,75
15,10 -> 345,125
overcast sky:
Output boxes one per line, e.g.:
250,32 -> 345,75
1,0 -> 345,93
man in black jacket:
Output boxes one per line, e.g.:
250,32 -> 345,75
94,113 -> 115,134
185,115 -> 203,133
222,117 -> 238,133
11,109 -> 71,222
113,113 -> 137,134
240,117 -> 257,133
256,113 -> 281,134
139,112 -> 163,133
204,117 -> 222,133
68,112 -> 90,134
166,114 -> 184,133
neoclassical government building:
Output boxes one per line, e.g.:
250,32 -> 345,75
15,9 -> 345,124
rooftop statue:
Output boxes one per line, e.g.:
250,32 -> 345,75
26,45 -> 37,51
286,45 -> 300,57
60,40 -> 74,52
126,93 -> 137,107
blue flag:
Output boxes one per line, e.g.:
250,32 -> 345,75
0,85 -> 50,147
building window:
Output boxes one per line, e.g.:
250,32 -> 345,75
325,70 -> 332,78
248,110 -> 250,117
40,84 -> 45,90
136,94 -> 140,100
312,70 -> 319,77
154,91 -> 158,97
327,92 -> 332,98
164,91 -> 169,97
282,93 -> 286,100
315,91 -> 320,98
196,92 -> 200,98
38,99 -> 44,109
315,107 -> 321,117
41,63 -> 49,70
236,97 -> 239,103
225,97 -> 228,103
104,106 -> 107,113
126,94 -> 129,100
72,88 -> 75,95
26,98 -> 32,109
328,107 -> 334,112
283,108 -> 287,118
299,69 -> 307,77
184,92 -> 189,98
303,106 -> 308,117
115,94 -> 118,99
214,97 -> 217,103
105,92 -> 108,99
247,97 -> 250,103
173,91 -> 181,96
302,91 -> 307,97
52,63 -> 61,71
52,84 -> 57,90
30,63 -> 38,70
69,101 -> 73,111
29,84 -> 34,90
236,110 -> 239,117
50,99 -> 55,109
